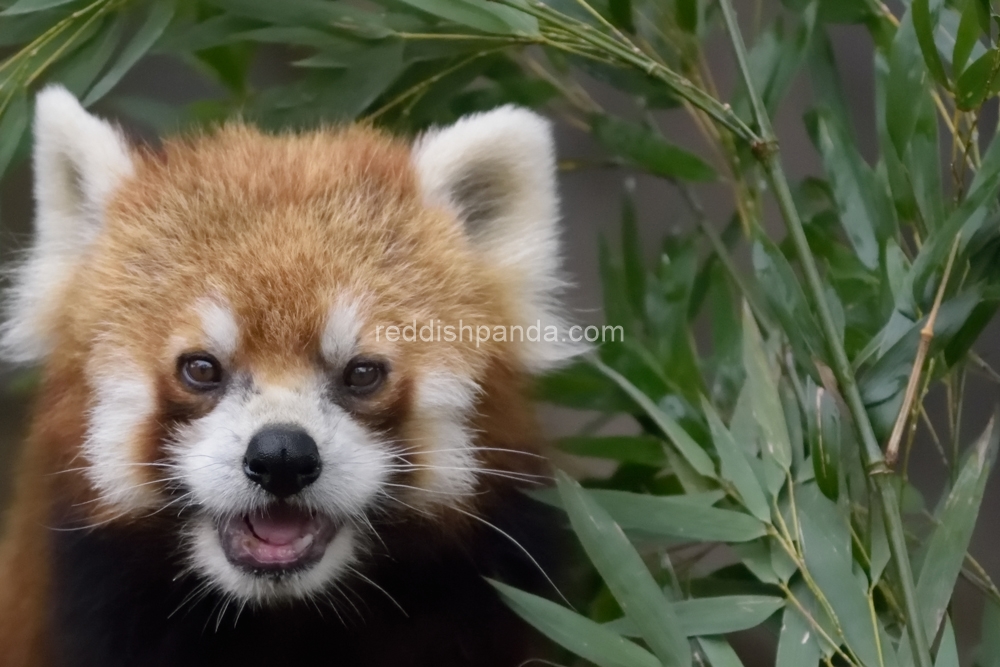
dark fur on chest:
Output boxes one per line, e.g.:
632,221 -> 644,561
48,492 -> 561,667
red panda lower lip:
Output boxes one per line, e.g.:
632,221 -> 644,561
216,506 -> 338,573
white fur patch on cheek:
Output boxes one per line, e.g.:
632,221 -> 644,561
84,357 -> 157,511
321,297 -> 365,365
196,298 -> 240,360
412,371 -> 479,501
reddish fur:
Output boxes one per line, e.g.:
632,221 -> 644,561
0,124 -> 547,665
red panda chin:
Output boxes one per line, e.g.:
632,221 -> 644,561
217,505 -> 339,574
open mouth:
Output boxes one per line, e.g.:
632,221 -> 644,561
217,504 -> 338,574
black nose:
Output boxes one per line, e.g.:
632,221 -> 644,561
243,426 -> 321,498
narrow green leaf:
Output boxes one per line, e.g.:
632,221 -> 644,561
809,386 -> 841,500
702,397 -> 770,521
394,0 -> 537,35
775,599 -> 823,667
741,307 -> 792,471
915,416 -> 998,642
536,488 -> 764,542
594,359 -> 717,478
490,580 -> 660,667
608,0 -> 634,32
0,93 -> 28,181
934,617 -> 959,667
621,190 -> 646,328
751,235 -> 825,368
557,435 -> 666,466
607,595 -> 784,638
48,16 -> 122,98
676,0 -> 697,32
84,0 -> 176,106
954,0 -> 983,75
0,0 -> 74,15
592,115 -> 716,182
913,0 -> 949,88
887,10 -> 931,157
797,484 -> 882,667
599,234 -> 633,330
205,0 -> 390,38
956,47 -> 1000,109
733,540 -> 779,584
698,638 -> 744,667
557,472 -> 692,667
975,0 -> 991,36
806,109 -> 895,269
0,10 -> 63,45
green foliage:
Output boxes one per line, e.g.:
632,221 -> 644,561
3,0 -> 1000,664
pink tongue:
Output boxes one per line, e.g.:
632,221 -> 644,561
247,507 -> 310,546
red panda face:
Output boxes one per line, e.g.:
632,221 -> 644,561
1,87 -> 580,605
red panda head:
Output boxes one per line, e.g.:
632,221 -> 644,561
2,86 -> 579,603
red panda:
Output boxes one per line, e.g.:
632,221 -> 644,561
0,86 -> 579,667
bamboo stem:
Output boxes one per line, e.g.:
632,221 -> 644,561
885,236 -> 961,465
715,2 -> 933,666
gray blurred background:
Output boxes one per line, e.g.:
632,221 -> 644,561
1,4 -> 998,663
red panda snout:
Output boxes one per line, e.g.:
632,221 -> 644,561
242,426 -> 323,498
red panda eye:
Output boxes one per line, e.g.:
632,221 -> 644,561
343,359 -> 385,394
178,353 -> 224,391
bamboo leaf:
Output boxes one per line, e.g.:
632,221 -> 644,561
751,234 -> 825,368
702,397 -> 770,521
490,580 -> 661,667
676,0 -> 697,32
621,190 -> 646,328
806,109 -> 895,269
594,359 -> 717,478
606,595 -> 784,637
592,115 -> 716,182
394,0 -> 537,34
557,435 -> 666,466
956,47 -> 1000,109
0,93 -> 28,181
741,306 -> 791,471
84,0 -> 176,106
915,416 -> 998,642
47,15 -> 122,98
536,488 -> 764,542
698,638 -> 744,667
0,0 -> 74,16
913,0 -> 949,88
775,602 -> 822,667
808,385 -> 841,500
607,0 -> 633,33
796,483 -> 883,667
557,472 -> 692,667
954,0 -> 983,76
934,617 -> 958,667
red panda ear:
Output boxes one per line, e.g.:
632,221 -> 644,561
0,85 -> 133,363
412,106 -> 582,370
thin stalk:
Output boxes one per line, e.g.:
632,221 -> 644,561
715,2 -> 933,666
886,236 -> 961,465
490,0 -> 761,143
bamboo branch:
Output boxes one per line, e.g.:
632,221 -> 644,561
715,2 -> 934,666
885,236 -> 961,465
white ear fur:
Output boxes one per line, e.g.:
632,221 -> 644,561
412,106 -> 581,370
1,85 -> 133,363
